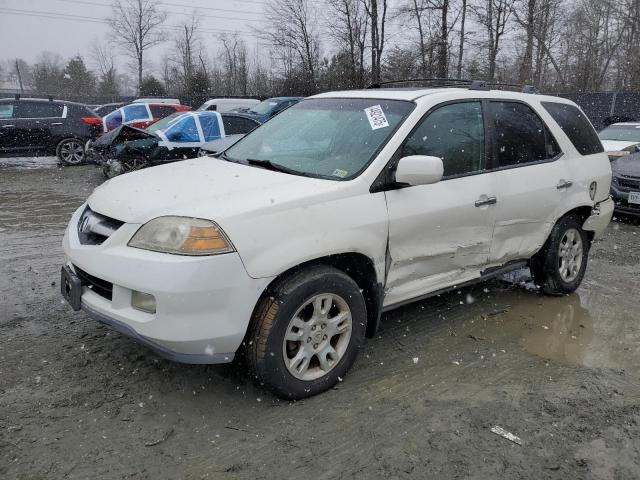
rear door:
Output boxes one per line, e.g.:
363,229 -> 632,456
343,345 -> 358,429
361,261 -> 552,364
485,100 -> 568,266
16,101 -> 67,150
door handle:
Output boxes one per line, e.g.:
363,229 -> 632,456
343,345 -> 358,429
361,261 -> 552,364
557,180 -> 573,190
475,196 -> 497,207
2,125 -> 15,128
50,122 -> 63,126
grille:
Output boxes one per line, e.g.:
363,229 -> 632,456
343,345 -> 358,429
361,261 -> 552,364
74,266 -> 113,301
618,176 -> 640,190
77,206 -> 124,245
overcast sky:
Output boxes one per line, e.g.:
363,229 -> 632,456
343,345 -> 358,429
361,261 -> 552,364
0,0 -> 268,71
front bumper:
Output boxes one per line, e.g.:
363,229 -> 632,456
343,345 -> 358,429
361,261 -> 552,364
62,205 -> 272,363
582,197 -> 615,238
610,185 -> 640,216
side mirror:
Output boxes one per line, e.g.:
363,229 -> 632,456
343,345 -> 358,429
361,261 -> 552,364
395,155 -> 444,186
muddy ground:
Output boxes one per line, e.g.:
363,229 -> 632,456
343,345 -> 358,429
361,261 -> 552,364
1,158 -> 639,479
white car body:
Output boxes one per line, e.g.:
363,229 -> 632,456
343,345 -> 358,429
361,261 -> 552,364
198,98 -> 260,113
62,87 -> 614,364
600,139 -> 639,152
133,98 -> 181,104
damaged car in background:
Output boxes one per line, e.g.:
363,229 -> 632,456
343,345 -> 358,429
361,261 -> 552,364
88,111 -> 259,177
101,102 -> 191,133
610,151 -> 640,216
598,122 -> 640,156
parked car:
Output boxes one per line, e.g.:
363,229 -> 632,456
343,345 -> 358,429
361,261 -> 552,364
101,103 -> 191,133
0,97 -> 102,165
598,122 -> 640,155
89,111 -> 258,177
237,96 -> 303,123
61,86 -> 613,399
610,152 -> 640,216
93,102 -> 127,117
197,98 -> 260,113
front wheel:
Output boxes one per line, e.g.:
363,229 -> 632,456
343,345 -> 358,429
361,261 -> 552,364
56,138 -> 85,165
246,266 -> 367,399
530,215 -> 590,295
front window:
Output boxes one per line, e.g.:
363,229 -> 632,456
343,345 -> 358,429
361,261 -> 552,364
598,125 -> 640,143
163,115 -> 200,142
224,98 -> 414,179
146,112 -> 183,135
248,99 -> 280,115
0,103 -> 15,119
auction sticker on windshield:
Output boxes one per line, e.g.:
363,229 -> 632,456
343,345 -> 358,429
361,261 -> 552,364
629,192 -> 640,204
364,105 -> 389,130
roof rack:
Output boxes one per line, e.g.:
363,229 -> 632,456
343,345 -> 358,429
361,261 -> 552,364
366,78 -> 538,94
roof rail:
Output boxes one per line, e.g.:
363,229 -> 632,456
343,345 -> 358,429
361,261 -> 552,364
366,78 -> 534,93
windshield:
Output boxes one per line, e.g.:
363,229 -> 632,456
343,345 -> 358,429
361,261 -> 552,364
248,99 -> 280,115
224,98 -> 414,179
145,112 -> 183,135
598,125 -> 640,142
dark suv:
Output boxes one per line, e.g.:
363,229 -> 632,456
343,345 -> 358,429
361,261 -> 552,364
0,97 -> 102,165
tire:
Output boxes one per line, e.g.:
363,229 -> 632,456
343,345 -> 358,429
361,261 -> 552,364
56,138 -> 85,165
246,265 -> 367,399
530,215 -> 590,295
121,156 -> 149,173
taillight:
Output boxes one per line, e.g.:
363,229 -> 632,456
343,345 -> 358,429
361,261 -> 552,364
81,117 -> 102,125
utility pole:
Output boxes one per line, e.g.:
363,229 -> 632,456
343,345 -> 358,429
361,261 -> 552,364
15,60 -> 24,93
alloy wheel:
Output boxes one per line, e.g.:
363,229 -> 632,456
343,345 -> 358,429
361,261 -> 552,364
558,227 -> 583,282
60,140 -> 84,164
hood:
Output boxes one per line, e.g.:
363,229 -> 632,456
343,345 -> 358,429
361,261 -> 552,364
87,157 -> 336,224
612,154 -> 640,177
600,139 -> 640,152
94,125 -> 156,149
201,135 -> 244,154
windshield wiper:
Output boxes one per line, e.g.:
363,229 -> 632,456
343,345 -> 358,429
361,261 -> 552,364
246,158 -> 300,175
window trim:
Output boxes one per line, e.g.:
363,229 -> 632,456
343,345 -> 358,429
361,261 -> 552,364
485,99 -> 564,172
540,101 -> 604,156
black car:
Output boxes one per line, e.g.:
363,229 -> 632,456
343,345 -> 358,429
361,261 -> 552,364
0,97 -> 102,165
611,153 -> 640,216
89,111 -> 260,177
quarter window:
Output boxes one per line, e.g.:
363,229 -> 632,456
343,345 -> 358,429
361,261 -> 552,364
542,102 -> 603,155
402,101 -> 486,177
490,101 -> 560,168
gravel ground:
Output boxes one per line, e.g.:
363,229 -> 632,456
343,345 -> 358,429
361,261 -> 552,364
1,159 -> 639,479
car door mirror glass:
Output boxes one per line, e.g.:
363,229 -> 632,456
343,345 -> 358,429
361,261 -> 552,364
395,155 -> 444,186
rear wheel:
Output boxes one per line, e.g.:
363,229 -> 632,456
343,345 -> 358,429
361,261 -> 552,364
246,266 -> 367,399
530,215 -> 590,295
56,138 -> 85,165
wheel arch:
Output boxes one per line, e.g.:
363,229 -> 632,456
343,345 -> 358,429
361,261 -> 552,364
555,204 -> 595,241
254,252 -> 384,339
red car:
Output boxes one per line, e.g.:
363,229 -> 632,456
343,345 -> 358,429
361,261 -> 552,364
101,103 -> 191,132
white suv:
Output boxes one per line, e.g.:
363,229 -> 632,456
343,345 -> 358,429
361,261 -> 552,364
61,85 -> 613,398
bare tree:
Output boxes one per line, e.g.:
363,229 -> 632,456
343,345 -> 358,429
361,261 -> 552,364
326,0 -> 369,87
108,0 -> 167,94
362,0 -> 388,84
220,35 -> 249,95
260,0 -> 320,94
457,0 -> 467,78
473,0 -> 516,80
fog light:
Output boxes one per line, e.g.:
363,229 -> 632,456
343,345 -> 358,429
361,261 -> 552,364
589,181 -> 597,200
132,290 -> 156,314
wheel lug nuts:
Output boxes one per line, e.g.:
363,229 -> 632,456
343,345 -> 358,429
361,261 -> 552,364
313,343 -> 318,349
307,337 -> 311,343
311,326 -> 316,331
323,335 -> 327,340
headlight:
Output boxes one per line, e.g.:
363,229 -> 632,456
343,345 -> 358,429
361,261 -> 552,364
128,217 -> 234,256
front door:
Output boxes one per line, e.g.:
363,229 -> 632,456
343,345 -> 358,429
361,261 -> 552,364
384,101 -> 497,307
0,101 -> 18,151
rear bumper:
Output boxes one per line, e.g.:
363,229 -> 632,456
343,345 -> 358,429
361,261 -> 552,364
582,198 -> 614,238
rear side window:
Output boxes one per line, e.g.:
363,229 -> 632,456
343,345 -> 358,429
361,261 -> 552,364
164,116 -> 200,142
542,102 -> 603,155
489,101 -> 560,168
0,103 -> 15,119
16,102 -> 64,118
104,109 -> 123,131
149,105 -> 177,118
200,114 -> 223,141
122,104 -> 150,122
402,101 -> 486,177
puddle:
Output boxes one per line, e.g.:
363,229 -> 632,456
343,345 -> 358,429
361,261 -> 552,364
461,277 -> 640,377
